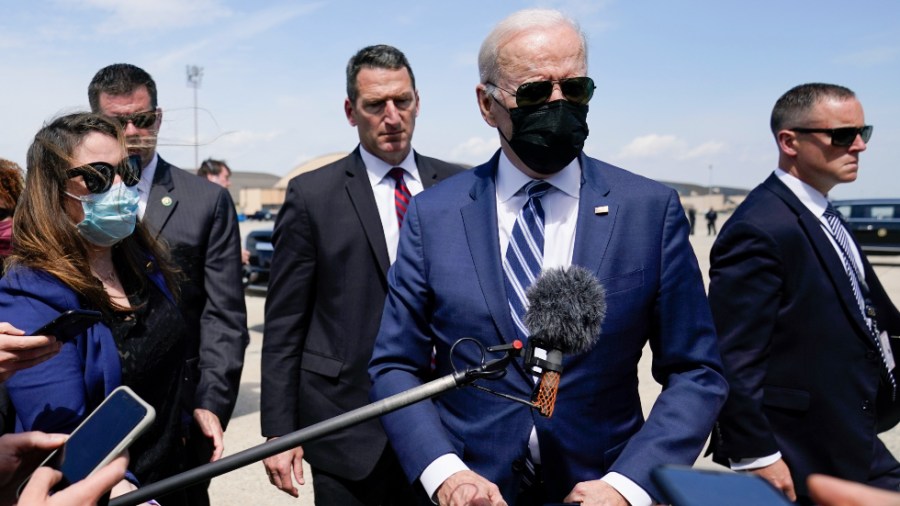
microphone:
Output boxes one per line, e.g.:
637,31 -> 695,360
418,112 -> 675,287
523,265 -> 606,416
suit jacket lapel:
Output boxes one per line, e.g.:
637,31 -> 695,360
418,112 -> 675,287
461,155 -> 520,350
143,157 -> 177,240
572,154 -> 616,273
345,148 -> 391,278
765,175 -> 872,339
415,151 -> 440,190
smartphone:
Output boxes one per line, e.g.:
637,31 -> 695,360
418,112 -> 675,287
652,465 -> 794,506
17,385 -> 155,496
30,309 -> 102,341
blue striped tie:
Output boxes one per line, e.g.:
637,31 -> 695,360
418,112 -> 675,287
824,203 -> 896,397
503,180 -> 553,341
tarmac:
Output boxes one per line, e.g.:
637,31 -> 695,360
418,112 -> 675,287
207,217 -> 900,505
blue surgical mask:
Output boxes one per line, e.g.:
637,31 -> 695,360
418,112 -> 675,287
66,182 -> 140,247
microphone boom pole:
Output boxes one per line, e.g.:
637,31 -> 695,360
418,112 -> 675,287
111,358 -> 508,506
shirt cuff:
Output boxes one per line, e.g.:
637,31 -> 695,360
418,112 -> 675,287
420,453 -> 469,504
602,472 -> 652,506
729,451 -> 783,471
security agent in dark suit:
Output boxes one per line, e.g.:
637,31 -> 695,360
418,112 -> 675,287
260,45 -> 462,505
709,83 -> 900,504
89,63 -> 248,505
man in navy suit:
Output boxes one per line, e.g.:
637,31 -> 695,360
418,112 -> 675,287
368,9 -> 727,506
260,45 -> 462,505
89,64 -> 248,506
709,83 -> 900,504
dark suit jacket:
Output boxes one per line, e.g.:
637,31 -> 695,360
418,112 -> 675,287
144,157 -> 248,427
368,151 -> 728,503
260,148 -> 462,480
709,174 -> 900,496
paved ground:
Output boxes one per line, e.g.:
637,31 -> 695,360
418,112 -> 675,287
207,217 -> 900,505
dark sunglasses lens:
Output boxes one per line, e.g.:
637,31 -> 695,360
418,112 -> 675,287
561,77 -> 594,104
860,125 -> 873,143
131,112 -> 157,128
120,155 -> 142,187
85,163 -> 114,193
516,81 -> 553,107
0,209 -> 12,220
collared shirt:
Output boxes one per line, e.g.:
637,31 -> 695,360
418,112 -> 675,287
136,153 -> 159,219
420,151 -> 652,506
359,146 -> 423,264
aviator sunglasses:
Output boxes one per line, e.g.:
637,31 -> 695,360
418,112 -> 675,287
68,154 -> 142,194
790,125 -> 873,147
488,76 -> 595,107
109,110 -> 159,129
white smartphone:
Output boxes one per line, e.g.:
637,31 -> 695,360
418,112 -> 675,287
17,385 -> 156,496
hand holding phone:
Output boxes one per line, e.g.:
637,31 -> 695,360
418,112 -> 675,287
652,465 -> 794,506
17,386 -> 155,497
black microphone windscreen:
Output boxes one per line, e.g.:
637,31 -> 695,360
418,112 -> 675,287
524,265 -> 605,354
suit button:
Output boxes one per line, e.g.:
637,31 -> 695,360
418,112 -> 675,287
862,400 -> 872,411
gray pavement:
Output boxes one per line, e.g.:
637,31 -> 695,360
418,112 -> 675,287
208,218 -> 900,505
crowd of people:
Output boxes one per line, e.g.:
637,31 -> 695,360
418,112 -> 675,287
0,6 -> 899,506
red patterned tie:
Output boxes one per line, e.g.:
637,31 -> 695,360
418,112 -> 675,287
388,167 -> 412,227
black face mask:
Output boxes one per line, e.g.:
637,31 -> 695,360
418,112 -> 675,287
501,99 -> 589,175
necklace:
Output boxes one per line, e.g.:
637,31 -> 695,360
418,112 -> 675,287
92,267 -> 118,285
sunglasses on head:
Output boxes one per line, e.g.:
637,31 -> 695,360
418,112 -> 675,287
68,154 -> 142,194
489,76 -> 595,108
109,110 -> 158,129
790,125 -> 873,147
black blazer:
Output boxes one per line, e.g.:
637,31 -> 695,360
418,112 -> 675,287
260,148 -> 462,480
708,174 -> 900,495
144,157 -> 248,428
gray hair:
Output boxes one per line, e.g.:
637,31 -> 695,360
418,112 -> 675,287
478,9 -> 588,89
770,83 -> 857,137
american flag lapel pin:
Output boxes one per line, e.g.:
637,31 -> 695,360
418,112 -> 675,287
594,205 -> 609,215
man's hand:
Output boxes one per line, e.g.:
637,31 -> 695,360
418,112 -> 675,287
749,458 -> 796,502
193,408 -> 224,462
809,473 -> 900,506
435,470 -> 506,506
0,322 -> 61,382
17,453 -> 128,506
564,479 -> 628,506
262,440 -> 305,497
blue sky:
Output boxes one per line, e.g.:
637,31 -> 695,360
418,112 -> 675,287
2,0 -> 898,198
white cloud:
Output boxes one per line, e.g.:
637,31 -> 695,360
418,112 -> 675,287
66,0 -> 233,33
616,134 -> 725,161
448,136 -> 500,164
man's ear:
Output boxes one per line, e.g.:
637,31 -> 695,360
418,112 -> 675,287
777,130 -> 799,156
344,98 -> 357,127
476,84 -> 497,127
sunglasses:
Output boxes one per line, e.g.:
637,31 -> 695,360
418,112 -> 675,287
109,110 -> 159,129
0,208 -> 12,220
68,154 -> 142,194
790,125 -> 873,147
489,77 -> 595,107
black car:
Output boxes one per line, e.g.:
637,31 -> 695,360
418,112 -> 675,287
243,228 -> 273,291
833,199 -> 900,255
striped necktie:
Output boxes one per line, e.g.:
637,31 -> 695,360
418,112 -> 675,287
823,203 -> 896,397
503,180 -> 553,341
388,167 -> 412,227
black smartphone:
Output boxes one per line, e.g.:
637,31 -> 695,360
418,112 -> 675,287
17,385 -> 156,496
652,465 -> 794,506
30,309 -> 102,341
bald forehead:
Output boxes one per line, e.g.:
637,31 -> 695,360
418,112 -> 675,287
496,24 -> 586,84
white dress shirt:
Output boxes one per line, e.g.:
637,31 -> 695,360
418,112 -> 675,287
420,151 -> 652,506
359,146 -> 423,264
135,152 -> 159,219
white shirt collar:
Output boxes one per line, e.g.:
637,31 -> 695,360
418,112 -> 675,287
495,150 -> 581,202
359,145 -> 419,186
774,167 -> 830,217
